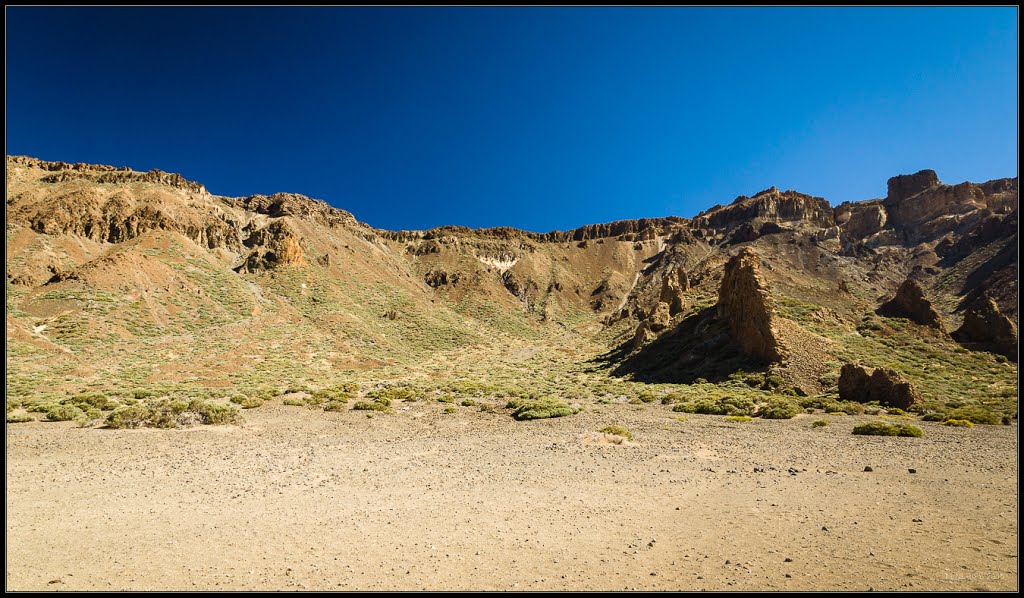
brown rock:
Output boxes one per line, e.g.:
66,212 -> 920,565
953,297 -> 1018,360
718,248 -> 785,362
658,270 -> 688,316
838,364 -> 922,410
876,279 -> 944,330
887,170 -> 940,203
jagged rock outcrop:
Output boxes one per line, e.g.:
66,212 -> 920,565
953,297 -> 1018,360
717,248 -> 785,362
693,187 -> 834,232
835,201 -> 887,239
224,193 -> 357,229
838,363 -> 922,410
658,269 -> 688,316
876,279 -> 945,330
425,270 -> 460,288
887,169 -> 940,204
236,220 -> 306,272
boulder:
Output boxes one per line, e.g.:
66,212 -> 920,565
953,296 -> 1018,361
717,248 -> 785,362
838,364 -> 922,410
876,279 -> 944,330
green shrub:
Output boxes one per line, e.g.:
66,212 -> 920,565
921,410 -> 948,422
887,407 -> 906,416
636,389 -> 657,404
759,399 -> 800,420
443,406 -> 457,414
673,395 -> 757,417
461,399 -> 478,407
947,405 -> 1001,425
353,400 -> 391,413
230,395 -> 263,409
193,402 -> 243,426
283,398 -> 305,406
811,419 -> 829,428
69,392 -> 116,411
507,396 -> 580,421
725,415 -> 753,423
852,422 -> 922,437
437,395 -> 456,404
106,404 -> 150,429
942,419 -> 974,428
660,392 -> 684,405
599,425 -> 633,440
45,404 -> 84,422
368,386 -> 422,402
6,414 -> 34,423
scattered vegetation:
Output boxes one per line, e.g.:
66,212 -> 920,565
507,396 -> 580,421
758,398 -> 800,420
599,425 -> 633,440
7,414 -> 34,423
811,419 -> 829,428
105,399 -> 242,429
852,422 -> 923,437
946,405 -> 1001,425
942,419 -> 974,428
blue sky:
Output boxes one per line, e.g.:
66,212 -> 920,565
6,7 -> 1018,232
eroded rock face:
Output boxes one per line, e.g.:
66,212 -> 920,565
838,363 -> 922,410
836,202 -> 887,239
658,269 -> 688,317
953,297 -> 1018,360
717,248 -> 785,362
425,270 -> 460,288
693,187 -> 834,231
877,279 -> 944,330
887,170 -> 940,204
237,220 -> 306,272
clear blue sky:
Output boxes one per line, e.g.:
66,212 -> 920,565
6,7 -> 1018,232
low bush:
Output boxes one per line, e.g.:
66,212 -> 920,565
946,405 -> 1001,425
852,422 -> 922,437
725,415 -> 753,422
942,419 -> 974,428
759,398 -> 800,420
6,414 -> 34,423
811,419 -> 829,428
599,425 -> 633,440
507,396 -> 580,421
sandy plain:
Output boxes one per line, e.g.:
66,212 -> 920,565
5,401 -> 1018,591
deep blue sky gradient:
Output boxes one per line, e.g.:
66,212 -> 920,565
6,7 -> 1018,232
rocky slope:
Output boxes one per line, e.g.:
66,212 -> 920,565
5,156 -> 1018,404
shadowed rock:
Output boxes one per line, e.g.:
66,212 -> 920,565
877,279 -> 945,330
718,248 -> 785,362
838,363 -> 922,410
953,297 -> 1018,361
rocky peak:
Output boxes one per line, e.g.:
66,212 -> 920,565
692,188 -> 834,232
887,169 -> 940,203
717,248 -> 785,362
223,192 -> 358,229
876,279 -> 945,331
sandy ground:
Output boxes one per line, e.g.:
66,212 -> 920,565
5,402 -> 1018,591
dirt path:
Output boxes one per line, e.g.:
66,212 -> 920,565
5,404 -> 1018,591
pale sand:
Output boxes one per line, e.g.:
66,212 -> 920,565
5,403 -> 1017,591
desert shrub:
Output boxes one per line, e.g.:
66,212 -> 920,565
852,422 -> 922,437
311,383 -> 358,403
478,402 -> 496,413
193,402 -> 243,426
920,410 -> 948,422
461,399 -> 478,407
230,395 -> 263,409
106,404 -> 151,429
437,395 -> 456,404
443,406 -> 457,414
811,419 -> 829,428
818,372 -> 840,388
839,401 -> 865,415
45,404 -> 84,422
353,397 -> 391,413
762,375 -> 785,390
636,389 -> 657,404
69,392 -> 116,411
759,398 -> 800,420
660,392 -> 684,405
942,419 -> 974,428
673,395 -> 757,417
887,407 -> 906,416
7,414 -> 34,423
600,425 -> 633,440
283,398 -> 305,406
507,396 -> 580,421
368,387 -> 422,402
725,415 -> 753,423
947,405 -> 1001,425
323,401 -> 347,412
